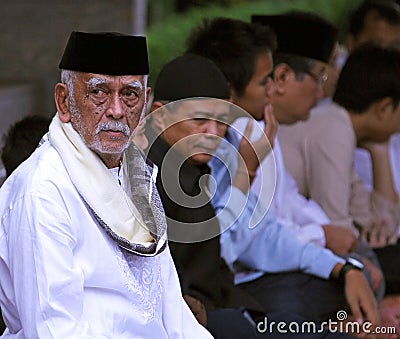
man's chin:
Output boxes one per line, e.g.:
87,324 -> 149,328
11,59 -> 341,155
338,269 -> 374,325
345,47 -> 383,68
296,111 -> 311,123
90,142 -> 130,157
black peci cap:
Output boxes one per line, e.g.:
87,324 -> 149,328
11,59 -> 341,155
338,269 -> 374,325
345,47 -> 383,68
59,31 -> 149,75
252,12 -> 338,63
153,53 -> 230,101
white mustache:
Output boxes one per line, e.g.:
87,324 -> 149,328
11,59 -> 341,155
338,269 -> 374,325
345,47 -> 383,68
96,121 -> 131,136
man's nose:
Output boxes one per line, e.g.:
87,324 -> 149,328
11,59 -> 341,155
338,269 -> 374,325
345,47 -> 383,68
205,120 -> 220,136
105,93 -> 124,119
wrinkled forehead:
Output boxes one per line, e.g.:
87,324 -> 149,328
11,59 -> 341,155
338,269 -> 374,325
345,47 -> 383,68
169,98 -> 231,118
75,72 -> 147,89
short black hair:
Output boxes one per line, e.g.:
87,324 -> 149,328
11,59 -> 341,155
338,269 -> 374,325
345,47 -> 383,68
185,17 -> 277,96
1,115 -> 51,177
273,53 -> 317,77
333,41 -> 400,113
348,0 -> 400,37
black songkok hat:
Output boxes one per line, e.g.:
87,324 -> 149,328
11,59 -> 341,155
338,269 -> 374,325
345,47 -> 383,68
153,53 -> 230,101
59,31 -> 149,75
252,13 -> 338,63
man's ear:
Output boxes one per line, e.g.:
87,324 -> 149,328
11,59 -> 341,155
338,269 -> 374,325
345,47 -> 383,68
150,101 -> 167,132
145,86 -> 152,106
54,83 -> 71,123
272,64 -> 291,94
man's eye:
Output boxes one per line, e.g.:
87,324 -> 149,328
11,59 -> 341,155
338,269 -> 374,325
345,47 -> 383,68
121,89 -> 140,106
123,90 -> 140,102
124,89 -> 139,97
260,75 -> 272,86
91,88 -> 107,97
192,117 -> 208,122
87,88 -> 109,105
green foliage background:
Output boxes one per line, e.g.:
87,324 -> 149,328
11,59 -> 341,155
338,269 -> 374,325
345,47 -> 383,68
147,0 -> 363,86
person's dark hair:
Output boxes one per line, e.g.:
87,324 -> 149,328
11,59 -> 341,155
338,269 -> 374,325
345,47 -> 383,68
185,17 -> 277,96
333,41 -> 400,113
1,115 -> 51,176
273,53 -> 317,80
348,0 -> 400,38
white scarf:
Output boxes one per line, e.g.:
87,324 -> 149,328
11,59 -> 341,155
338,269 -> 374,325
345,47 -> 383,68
49,114 -> 166,256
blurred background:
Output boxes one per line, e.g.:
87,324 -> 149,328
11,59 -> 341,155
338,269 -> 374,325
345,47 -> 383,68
0,0 -> 363,177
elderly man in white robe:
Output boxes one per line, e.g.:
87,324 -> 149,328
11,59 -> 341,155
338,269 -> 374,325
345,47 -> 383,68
0,31 -> 212,338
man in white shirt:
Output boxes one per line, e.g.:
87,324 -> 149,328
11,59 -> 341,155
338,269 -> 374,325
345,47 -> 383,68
0,31 -> 212,338
280,1 -> 400,300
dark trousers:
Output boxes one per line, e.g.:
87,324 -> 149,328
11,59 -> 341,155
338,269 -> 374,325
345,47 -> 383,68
0,308 -> 4,335
374,240 -> 400,295
238,272 -> 348,324
206,308 -> 355,338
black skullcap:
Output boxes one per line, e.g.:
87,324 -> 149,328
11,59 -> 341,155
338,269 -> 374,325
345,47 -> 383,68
59,31 -> 149,75
252,12 -> 338,63
153,53 -> 230,101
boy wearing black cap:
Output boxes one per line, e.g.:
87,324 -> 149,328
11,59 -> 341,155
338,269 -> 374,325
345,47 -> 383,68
0,31 -> 212,338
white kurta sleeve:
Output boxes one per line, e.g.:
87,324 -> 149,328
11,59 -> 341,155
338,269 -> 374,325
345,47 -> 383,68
3,193 -> 99,338
159,246 -> 213,339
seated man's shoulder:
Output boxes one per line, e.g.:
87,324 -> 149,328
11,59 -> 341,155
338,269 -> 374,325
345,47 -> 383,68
311,102 -> 349,126
280,103 -> 352,154
291,103 -> 351,143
